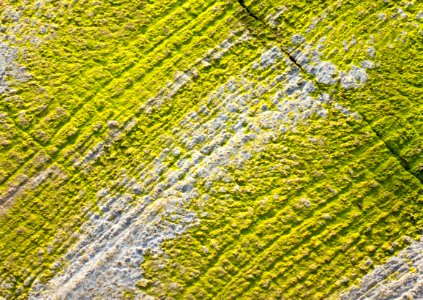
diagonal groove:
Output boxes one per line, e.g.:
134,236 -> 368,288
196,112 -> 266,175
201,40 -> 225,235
235,0 -> 422,185
236,0 -> 305,71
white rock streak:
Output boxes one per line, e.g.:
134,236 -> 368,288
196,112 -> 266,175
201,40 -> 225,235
32,35 -> 374,299
0,3 -> 57,95
342,237 -> 423,300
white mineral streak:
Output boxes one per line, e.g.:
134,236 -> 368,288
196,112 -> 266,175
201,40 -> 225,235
0,3 -> 57,94
0,3 -> 65,213
31,26 -> 375,298
0,3 -> 59,207
341,237 -> 423,300
291,41 -> 371,89
74,30 -> 251,168
32,40 -> 373,299
0,39 -> 29,94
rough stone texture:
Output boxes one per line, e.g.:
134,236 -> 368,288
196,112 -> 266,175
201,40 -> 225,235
0,0 -> 422,299
342,237 -> 423,300
32,40 -> 349,299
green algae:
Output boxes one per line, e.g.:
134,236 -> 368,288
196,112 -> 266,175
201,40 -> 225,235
0,0 -> 422,299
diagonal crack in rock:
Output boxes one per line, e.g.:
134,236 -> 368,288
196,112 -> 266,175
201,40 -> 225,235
236,0 -> 305,71
236,0 -> 422,185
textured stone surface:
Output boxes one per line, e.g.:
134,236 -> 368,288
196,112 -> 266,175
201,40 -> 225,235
342,237 -> 423,300
0,0 -> 422,299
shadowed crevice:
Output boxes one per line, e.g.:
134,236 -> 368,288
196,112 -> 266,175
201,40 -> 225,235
236,0 -> 305,71
236,0 -> 422,185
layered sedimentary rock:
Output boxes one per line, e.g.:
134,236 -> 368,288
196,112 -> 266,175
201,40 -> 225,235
0,0 -> 422,299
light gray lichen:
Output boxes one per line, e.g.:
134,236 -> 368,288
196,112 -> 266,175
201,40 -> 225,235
32,29 -> 375,299
0,3 -> 59,96
292,34 -> 306,45
341,237 -> 423,300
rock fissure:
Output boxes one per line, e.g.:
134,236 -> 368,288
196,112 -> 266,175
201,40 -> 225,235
237,0 -> 260,21
236,0 -> 305,71
345,102 -> 423,185
237,0 -> 421,185
1,1 -> 422,299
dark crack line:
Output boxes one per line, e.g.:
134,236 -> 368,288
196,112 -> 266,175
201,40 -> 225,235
339,95 -> 423,185
281,48 -> 305,72
237,0 -> 260,21
236,0 -> 421,184
237,0 -> 305,72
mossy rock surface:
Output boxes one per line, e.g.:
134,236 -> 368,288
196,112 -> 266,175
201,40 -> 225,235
0,0 -> 422,299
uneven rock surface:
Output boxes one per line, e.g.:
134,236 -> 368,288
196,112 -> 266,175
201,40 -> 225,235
0,0 -> 422,299
342,237 -> 423,300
